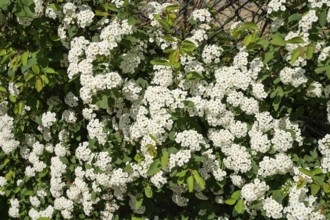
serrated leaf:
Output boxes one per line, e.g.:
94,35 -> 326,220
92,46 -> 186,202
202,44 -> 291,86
234,199 -> 245,214
187,175 -> 194,192
192,170 -> 205,190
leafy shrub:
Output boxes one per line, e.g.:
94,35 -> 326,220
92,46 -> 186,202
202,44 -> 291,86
0,0 -> 330,219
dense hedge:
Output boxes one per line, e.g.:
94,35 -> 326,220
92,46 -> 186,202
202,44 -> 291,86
0,0 -> 330,219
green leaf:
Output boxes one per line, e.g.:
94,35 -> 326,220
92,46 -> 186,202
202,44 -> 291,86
25,72 -> 35,82
256,38 -> 269,49
225,198 -> 237,205
272,96 -> 282,111
231,190 -> 241,200
35,78 -> 43,92
153,14 -> 171,32
146,144 -> 157,157
187,175 -> 194,192
192,170 -> 205,190
144,185 -> 153,198
299,168 -> 313,176
182,40 -> 196,52
243,33 -> 257,48
165,4 -> 180,14
0,0 -> 10,9
95,10 -> 109,17
15,101 -> 24,115
297,178 -> 306,189
21,51 -> 29,66
147,159 -> 161,176
96,95 -> 108,109
168,131 -> 176,141
43,67 -> 56,74
323,183 -> 330,193
312,175 -> 325,186
311,168 -> 323,176
9,95 -> 17,103
0,86 -> 7,93
102,3 -> 119,12
310,183 -> 320,195
319,10 -> 327,26
160,150 -> 169,169
290,47 -> 301,64
263,51 -> 274,64
37,217 -> 50,220
32,64 -> 40,74
241,22 -> 258,31
270,34 -> 286,46
135,194 -> 143,209
306,44 -> 315,60
163,35 -> 176,42
5,170 -> 15,181
169,49 -> 180,64
286,37 -> 305,44
150,59 -> 171,66
186,71 -> 204,80
234,199 -> 245,214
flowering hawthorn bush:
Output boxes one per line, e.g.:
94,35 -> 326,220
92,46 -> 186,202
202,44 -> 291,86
0,0 -> 330,219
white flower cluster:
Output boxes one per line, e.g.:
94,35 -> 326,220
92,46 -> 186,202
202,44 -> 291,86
191,9 -> 212,23
283,185 -> 325,220
175,130 -> 206,152
0,114 -> 19,154
318,134 -> 330,172
298,10 -> 318,32
258,153 -> 293,177
279,67 -> 307,88
8,198 -> 20,218
169,150 -> 192,170
267,0 -> 286,14
241,179 -> 269,202
263,197 -> 283,219
41,112 -> 56,128
202,44 -> 223,64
